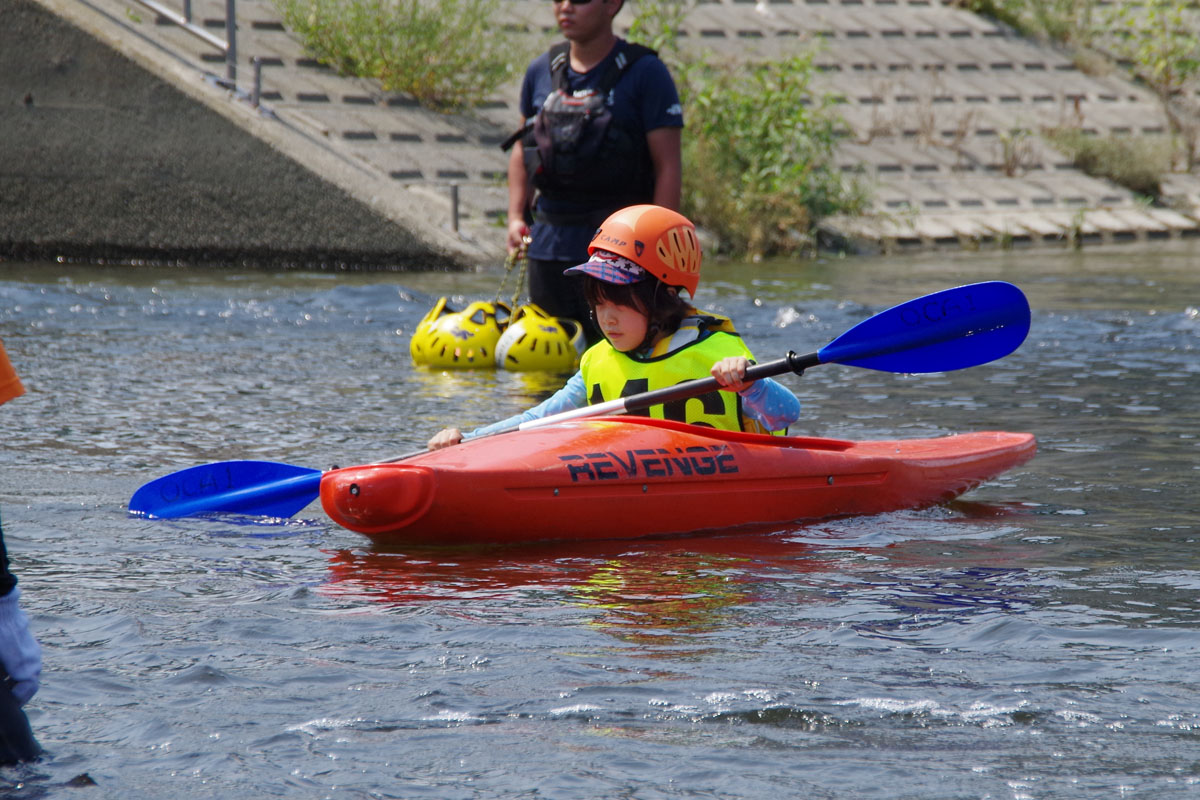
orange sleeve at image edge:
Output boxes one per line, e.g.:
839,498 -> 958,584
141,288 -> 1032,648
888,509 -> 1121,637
0,338 -> 25,406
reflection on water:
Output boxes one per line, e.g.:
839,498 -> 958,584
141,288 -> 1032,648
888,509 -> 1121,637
405,365 -> 570,409
323,537 -> 775,639
320,501 -> 1040,645
2,243 -> 1200,798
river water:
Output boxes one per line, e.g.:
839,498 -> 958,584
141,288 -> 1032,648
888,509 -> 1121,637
1,243 -> 1197,798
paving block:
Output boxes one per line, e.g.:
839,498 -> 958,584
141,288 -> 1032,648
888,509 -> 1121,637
1001,211 -> 1068,238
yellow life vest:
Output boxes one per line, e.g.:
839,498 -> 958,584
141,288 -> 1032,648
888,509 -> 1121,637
580,313 -> 777,434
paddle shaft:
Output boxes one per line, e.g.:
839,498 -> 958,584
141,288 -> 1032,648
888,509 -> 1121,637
515,351 -> 814,431
369,352 -> 816,463
397,278 -> 1030,451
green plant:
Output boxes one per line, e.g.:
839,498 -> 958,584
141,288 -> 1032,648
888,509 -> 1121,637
273,0 -> 528,110
998,128 -> 1036,176
624,0 -> 689,59
628,0 -> 867,257
1044,128 -> 1172,198
1068,205 -> 1087,250
1098,0 -> 1200,169
675,55 -> 866,257
959,0 -> 1095,48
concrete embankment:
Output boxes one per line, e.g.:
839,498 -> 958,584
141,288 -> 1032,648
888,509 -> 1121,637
5,0 -> 1200,264
2,0 -> 472,268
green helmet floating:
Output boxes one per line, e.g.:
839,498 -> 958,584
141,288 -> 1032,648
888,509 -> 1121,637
495,304 -> 585,372
410,298 -> 511,369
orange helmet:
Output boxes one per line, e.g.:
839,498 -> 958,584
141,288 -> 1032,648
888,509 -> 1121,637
586,205 -> 702,296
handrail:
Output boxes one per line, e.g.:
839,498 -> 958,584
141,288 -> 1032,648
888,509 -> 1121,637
131,0 -> 237,83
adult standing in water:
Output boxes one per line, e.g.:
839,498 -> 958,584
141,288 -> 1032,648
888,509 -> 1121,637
505,0 -> 683,342
0,337 -> 41,765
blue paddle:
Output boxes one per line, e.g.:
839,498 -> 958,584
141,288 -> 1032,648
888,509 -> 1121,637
130,460 -> 322,520
129,281 -> 1030,520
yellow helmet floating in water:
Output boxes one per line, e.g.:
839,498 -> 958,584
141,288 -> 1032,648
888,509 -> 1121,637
410,298 -> 511,369
494,304 -> 585,372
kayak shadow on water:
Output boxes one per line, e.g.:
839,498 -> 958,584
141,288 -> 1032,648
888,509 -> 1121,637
317,500 -> 1038,637
321,533 -> 827,639
142,513 -> 329,539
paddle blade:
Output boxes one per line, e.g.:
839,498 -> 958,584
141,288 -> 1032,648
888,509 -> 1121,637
130,460 -> 321,519
818,281 -> 1030,373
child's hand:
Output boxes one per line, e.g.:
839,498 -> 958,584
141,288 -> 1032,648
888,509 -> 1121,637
711,356 -> 753,393
428,428 -> 464,450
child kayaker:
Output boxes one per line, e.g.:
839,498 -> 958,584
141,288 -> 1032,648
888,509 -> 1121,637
428,204 -> 800,449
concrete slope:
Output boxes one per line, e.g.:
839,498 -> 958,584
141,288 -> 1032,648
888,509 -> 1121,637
9,0 -> 1200,262
665,0 -> 1200,250
5,0 -> 495,267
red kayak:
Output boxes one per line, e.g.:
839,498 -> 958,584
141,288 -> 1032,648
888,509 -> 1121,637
319,417 -> 1035,545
